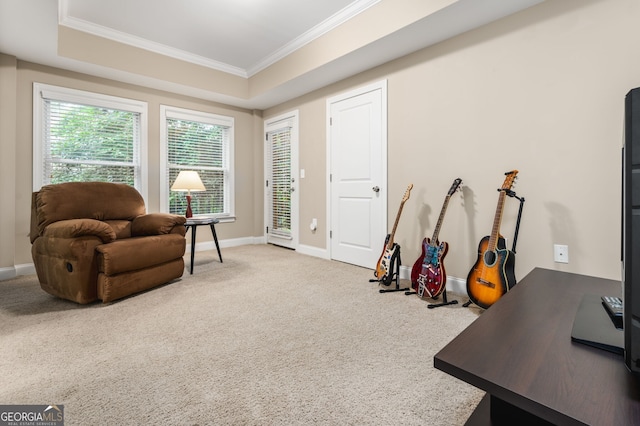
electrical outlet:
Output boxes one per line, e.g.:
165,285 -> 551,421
554,244 -> 569,263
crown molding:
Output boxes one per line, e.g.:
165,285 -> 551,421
58,0 -> 247,77
246,0 -> 380,77
58,0 -> 380,79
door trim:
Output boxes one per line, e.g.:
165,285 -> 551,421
264,110 -> 299,250
326,80 -> 387,261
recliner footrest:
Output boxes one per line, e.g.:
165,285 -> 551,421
97,234 -> 186,275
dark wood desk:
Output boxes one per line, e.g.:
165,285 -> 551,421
184,217 -> 222,274
434,268 -> 640,425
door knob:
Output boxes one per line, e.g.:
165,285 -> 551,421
372,186 -> 380,193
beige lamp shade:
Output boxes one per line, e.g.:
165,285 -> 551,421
171,171 -> 206,192
171,171 -> 206,218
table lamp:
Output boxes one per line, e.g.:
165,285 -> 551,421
171,170 -> 206,217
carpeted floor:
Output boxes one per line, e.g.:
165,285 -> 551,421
0,244 -> 484,425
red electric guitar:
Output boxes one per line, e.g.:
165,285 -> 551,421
374,184 -> 413,285
410,178 -> 462,299
466,170 -> 518,309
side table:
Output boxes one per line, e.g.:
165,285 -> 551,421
184,217 -> 222,274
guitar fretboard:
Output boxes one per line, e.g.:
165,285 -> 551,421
487,171 -> 517,251
387,184 -> 413,249
387,202 -> 405,249
431,195 -> 451,246
487,190 -> 507,251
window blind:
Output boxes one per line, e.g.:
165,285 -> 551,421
167,118 -> 228,215
42,99 -> 140,186
268,127 -> 292,239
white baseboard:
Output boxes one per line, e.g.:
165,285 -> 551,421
399,265 -> 412,281
16,263 -> 36,276
0,263 -> 36,281
445,275 -> 467,296
296,244 -> 329,259
189,236 -> 264,253
399,265 -> 466,296
190,239 -> 329,259
0,267 -> 16,281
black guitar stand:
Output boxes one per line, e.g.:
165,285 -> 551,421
505,189 -> 525,255
428,288 -> 458,309
369,244 -> 409,293
404,274 -> 459,308
463,189 -> 525,308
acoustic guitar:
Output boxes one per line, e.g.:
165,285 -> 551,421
466,171 -> 518,309
374,184 -> 413,285
411,178 -> 462,299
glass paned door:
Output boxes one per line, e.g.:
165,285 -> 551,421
267,127 -> 293,245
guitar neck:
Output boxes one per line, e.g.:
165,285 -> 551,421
385,184 -> 413,250
387,201 -> 406,249
487,190 -> 507,251
430,195 -> 452,244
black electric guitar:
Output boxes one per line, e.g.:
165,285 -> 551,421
466,171 -> 518,309
411,178 -> 462,299
374,184 -> 413,285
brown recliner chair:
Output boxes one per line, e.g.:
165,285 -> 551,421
30,182 -> 187,304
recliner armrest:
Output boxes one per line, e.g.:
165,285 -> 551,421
131,213 -> 187,236
41,219 -> 116,243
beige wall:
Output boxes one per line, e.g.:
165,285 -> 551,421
0,55 -> 18,272
265,0 -> 640,282
1,58 -> 263,272
2,0 -> 639,284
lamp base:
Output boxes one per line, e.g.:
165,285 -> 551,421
185,194 -> 193,218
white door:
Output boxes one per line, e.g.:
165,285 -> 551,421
328,81 -> 387,268
265,112 -> 299,249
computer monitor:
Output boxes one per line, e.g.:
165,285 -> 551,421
623,87 -> 640,374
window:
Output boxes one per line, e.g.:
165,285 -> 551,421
160,106 -> 234,219
33,83 -> 148,200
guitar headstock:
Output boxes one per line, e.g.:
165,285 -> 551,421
402,184 -> 413,202
448,178 -> 462,195
501,170 -> 518,191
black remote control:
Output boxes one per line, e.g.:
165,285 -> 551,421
602,296 -> 623,316
601,296 -> 623,329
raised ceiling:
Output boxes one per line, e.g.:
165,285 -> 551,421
60,0 -> 373,77
0,0 -> 545,109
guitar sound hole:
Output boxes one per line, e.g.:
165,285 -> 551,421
483,250 -> 497,266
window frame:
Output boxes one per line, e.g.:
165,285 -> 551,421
32,82 -> 149,202
159,105 -> 235,221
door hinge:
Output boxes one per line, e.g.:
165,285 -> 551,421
330,117 -> 332,126
266,180 -> 269,187
329,174 -> 332,182
330,230 -> 332,238
265,133 -> 268,141
266,226 -> 269,234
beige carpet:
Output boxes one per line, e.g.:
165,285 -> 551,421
0,245 -> 484,425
